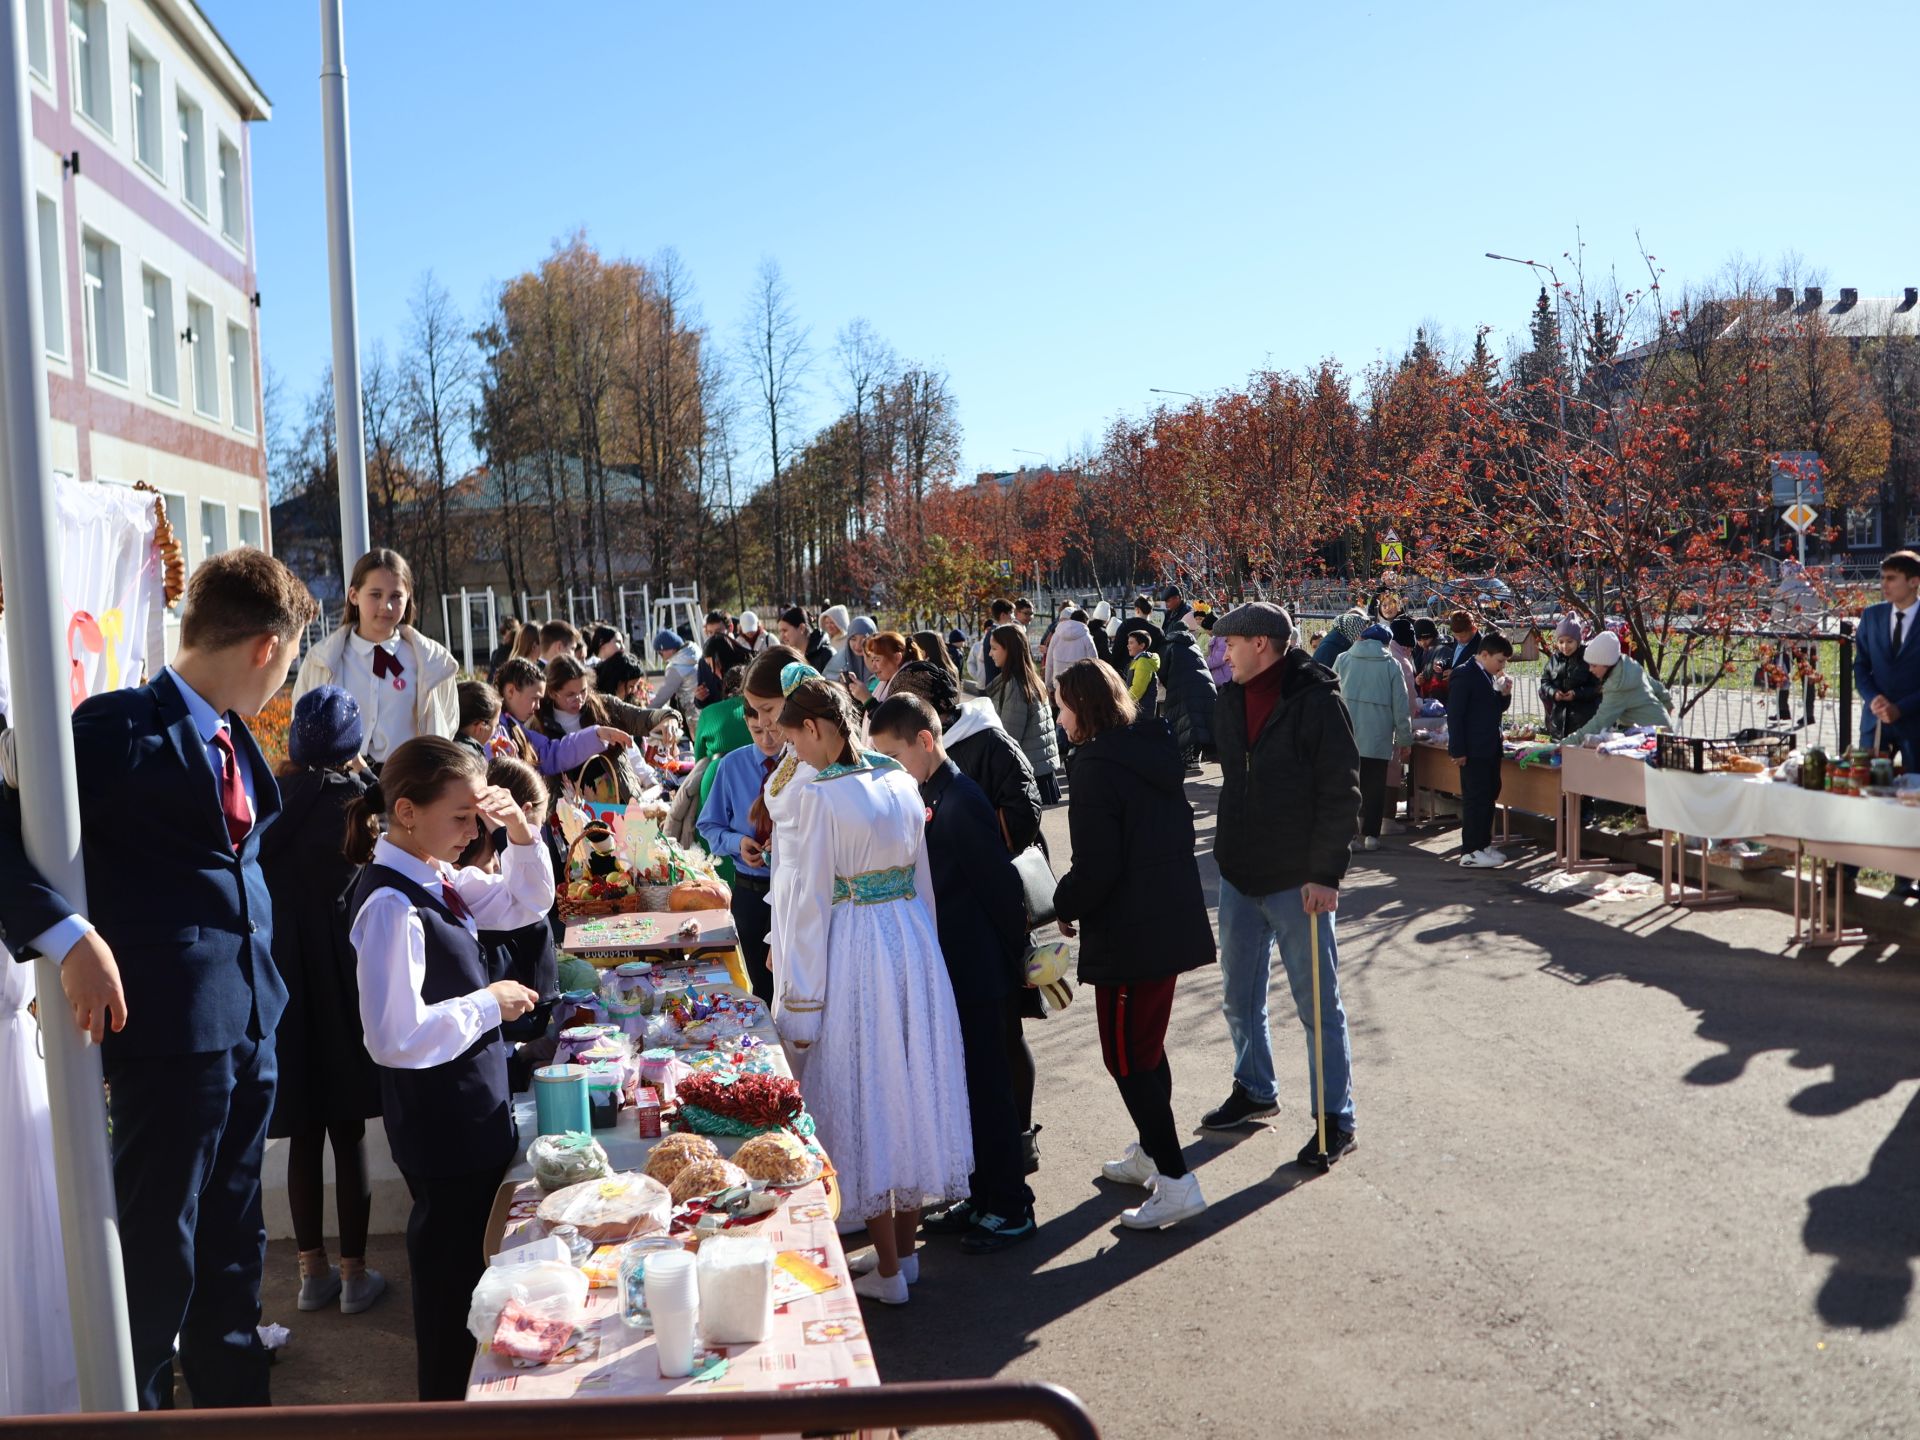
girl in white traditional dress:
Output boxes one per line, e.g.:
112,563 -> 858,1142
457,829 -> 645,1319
765,669 -> 974,1306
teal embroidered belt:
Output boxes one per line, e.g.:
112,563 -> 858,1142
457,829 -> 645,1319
832,865 -> 916,906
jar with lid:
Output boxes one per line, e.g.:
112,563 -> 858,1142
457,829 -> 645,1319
1800,745 -> 1827,791
550,1223 -> 593,1268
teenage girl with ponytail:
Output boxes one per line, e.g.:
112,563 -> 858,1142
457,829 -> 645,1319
342,737 -> 552,1401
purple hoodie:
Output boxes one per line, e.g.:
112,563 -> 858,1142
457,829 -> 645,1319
1205,634 -> 1232,688
497,713 -> 606,776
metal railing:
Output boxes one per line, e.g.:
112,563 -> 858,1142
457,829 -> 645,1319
0,1379 -> 1100,1440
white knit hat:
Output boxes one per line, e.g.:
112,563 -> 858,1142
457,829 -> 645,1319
1584,630 -> 1622,667
738,610 -> 761,634
1091,600 -> 1113,623
821,604 -> 851,634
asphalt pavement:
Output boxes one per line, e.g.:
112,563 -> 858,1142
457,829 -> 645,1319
263,762 -> 1920,1438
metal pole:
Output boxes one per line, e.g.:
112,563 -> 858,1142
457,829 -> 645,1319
0,2 -> 137,1408
458,587 -> 473,673
319,0 -> 369,586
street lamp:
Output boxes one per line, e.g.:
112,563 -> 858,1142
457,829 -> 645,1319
1149,387 -> 1199,401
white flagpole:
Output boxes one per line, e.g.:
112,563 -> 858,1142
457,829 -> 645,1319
0,0 -> 137,1409
320,0 -> 369,586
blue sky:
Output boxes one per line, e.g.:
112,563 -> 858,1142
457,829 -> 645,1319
203,0 -> 1915,484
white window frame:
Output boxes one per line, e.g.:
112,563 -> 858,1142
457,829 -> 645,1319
185,292 -> 218,419
176,88 -> 207,218
1847,504 -> 1881,550
215,132 -> 243,247
140,264 -> 179,404
27,0 -> 52,83
80,226 -> 128,384
67,0 -> 112,138
158,487 -> 187,605
236,505 -> 262,550
227,320 -> 254,432
127,36 -> 165,180
1906,508 -> 1920,547
36,193 -> 66,362
199,497 -> 228,562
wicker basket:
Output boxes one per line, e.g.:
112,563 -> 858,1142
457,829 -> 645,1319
556,830 -> 656,920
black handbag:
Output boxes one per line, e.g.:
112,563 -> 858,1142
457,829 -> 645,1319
1012,844 -> 1057,928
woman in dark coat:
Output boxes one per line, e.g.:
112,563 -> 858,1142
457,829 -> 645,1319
1158,621 -> 1218,761
263,687 -> 386,1314
1052,660 -> 1216,1231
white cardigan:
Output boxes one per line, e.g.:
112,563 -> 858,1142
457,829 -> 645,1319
293,622 -> 462,745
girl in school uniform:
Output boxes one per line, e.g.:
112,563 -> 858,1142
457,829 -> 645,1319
295,548 -> 461,764
344,737 -> 550,1401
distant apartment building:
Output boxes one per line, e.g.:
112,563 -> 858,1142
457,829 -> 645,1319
25,0 -> 270,645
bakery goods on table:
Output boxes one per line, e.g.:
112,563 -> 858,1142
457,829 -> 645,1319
733,1130 -> 813,1184
667,1157 -> 749,1206
644,1133 -> 720,1186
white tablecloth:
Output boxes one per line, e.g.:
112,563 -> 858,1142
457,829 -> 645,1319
1644,769 -> 1920,846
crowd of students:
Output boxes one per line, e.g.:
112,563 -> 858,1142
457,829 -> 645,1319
0,557 -> 1366,1404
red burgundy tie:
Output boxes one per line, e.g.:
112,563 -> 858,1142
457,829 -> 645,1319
442,883 -> 473,924
210,728 -> 253,850
371,646 -> 405,682
754,753 -> 779,844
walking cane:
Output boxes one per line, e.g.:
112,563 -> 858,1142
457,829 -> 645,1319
1310,906 -> 1327,1167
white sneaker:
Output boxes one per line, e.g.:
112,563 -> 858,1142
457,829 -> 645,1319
296,1265 -> 341,1312
340,1267 -> 386,1314
1100,1142 -> 1158,1187
852,1268 -> 910,1306
1362,836 -> 1379,852
846,1248 -> 918,1285
1120,1172 -> 1208,1230
1460,849 -> 1507,868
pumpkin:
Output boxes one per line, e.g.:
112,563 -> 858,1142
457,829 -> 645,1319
669,878 -> 730,912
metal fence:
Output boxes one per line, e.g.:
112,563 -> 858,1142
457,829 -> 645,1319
0,1379 -> 1101,1440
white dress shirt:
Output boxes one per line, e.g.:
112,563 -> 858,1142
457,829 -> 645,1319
341,629 -> 421,763
351,835 -> 554,1070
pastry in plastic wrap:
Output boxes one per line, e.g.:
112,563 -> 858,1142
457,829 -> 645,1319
667,1157 -> 748,1206
535,1172 -> 672,1243
643,1133 -> 720,1187
733,1131 -> 813,1185
491,1296 -> 576,1365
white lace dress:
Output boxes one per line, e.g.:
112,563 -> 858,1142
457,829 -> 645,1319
768,755 -> 973,1221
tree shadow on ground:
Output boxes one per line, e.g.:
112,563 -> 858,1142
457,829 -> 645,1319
1408,871 -> 1920,1332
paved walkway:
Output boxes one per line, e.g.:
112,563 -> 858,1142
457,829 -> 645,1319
263,764 -> 1920,1437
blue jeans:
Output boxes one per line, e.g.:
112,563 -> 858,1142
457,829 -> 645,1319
1216,878 -> 1356,1130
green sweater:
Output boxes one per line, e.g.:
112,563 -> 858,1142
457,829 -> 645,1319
1566,658 -> 1674,743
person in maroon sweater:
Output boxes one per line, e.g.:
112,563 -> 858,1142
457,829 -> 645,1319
1200,602 -> 1362,1168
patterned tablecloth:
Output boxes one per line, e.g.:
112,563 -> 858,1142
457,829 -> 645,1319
469,1175 -> 880,1428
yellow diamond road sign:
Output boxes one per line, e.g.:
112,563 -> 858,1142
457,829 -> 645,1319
1783,503 -> 1817,532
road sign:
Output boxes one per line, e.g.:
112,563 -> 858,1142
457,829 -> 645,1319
995,558 -> 1012,578
1379,528 -> 1404,566
1783,503 -> 1817,533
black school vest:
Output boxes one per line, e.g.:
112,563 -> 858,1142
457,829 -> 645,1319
352,863 -> 517,1179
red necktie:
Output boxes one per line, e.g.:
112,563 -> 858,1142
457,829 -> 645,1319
210,729 -> 252,850
371,646 -> 405,682
442,883 -> 472,924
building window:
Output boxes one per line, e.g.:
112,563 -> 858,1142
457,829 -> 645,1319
159,491 -> 187,602
68,1 -> 111,134
80,231 -> 127,381
227,322 -> 254,432
27,0 -> 50,80
1906,508 -> 1920,547
200,499 -> 228,560
129,42 -> 164,177
141,268 -> 178,402
237,507 -> 262,549
36,196 -> 65,360
177,94 -> 207,215
216,136 -> 243,245
1847,505 -> 1881,550
187,296 -> 218,418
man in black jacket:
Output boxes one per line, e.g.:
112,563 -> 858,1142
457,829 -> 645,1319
1112,595 -> 1165,661
886,661 -> 1042,853
1202,602 -> 1363,1168
870,695 -> 1036,1253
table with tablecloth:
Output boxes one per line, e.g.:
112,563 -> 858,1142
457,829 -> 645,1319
1643,767 -> 1920,941
1408,740 -> 1564,845
466,981 -> 886,1435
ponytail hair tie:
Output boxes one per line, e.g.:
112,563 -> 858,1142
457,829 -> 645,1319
780,662 -> 820,697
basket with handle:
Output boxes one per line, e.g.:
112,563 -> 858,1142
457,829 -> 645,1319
563,751 -> 628,822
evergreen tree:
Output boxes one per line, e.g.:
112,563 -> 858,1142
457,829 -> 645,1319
1585,301 -> 1618,369
1468,327 -> 1497,386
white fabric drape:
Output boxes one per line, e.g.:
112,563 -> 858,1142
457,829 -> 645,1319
0,949 -> 80,1415
1644,768 -> 1920,846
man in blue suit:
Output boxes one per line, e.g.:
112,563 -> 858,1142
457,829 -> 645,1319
0,548 -> 318,1409
1856,549 -> 1920,773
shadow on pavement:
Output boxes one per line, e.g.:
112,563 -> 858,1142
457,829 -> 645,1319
1409,867 -> 1920,1332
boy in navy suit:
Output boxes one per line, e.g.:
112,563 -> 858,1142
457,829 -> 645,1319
0,548 -> 318,1408
1447,631 -> 1515,869
1856,549 -> 1920,772
870,693 -> 1036,1254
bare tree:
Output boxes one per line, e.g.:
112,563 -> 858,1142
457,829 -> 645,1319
836,318 -> 895,541
405,271 -> 477,602
738,259 -> 810,597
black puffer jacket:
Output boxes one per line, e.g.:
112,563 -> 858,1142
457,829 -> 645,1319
1539,650 -> 1601,739
1054,718 -> 1215,986
1214,648 -> 1361,896
1159,629 -> 1217,756
944,700 -> 1043,855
